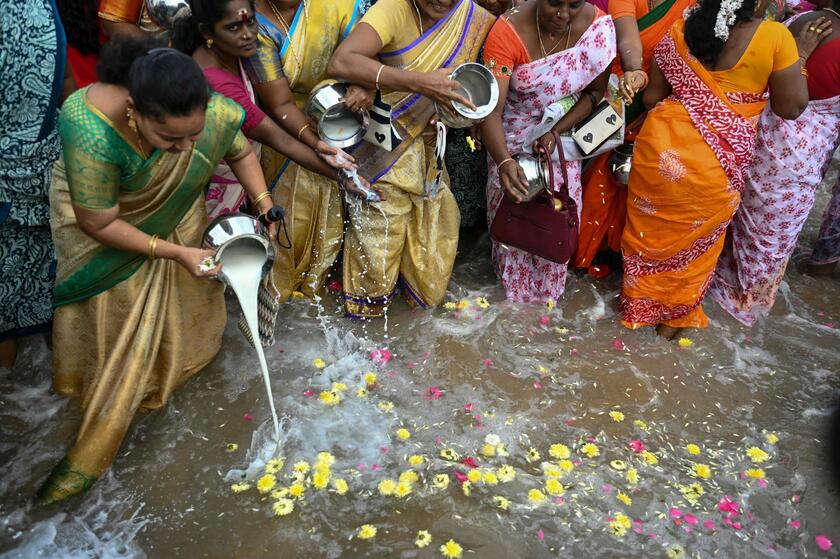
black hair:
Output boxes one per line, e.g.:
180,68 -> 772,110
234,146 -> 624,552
97,36 -> 211,119
684,0 -> 756,67
56,0 -> 100,55
171,0 -> 256,54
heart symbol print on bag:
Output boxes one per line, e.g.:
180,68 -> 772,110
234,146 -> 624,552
375,132 -> 386,144
606,114 -> 617,125
583,133 -> 593,143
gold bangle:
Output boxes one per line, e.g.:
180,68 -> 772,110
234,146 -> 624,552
296,123 -> 310,140
497,157 -> 515,169
148,234 -> 159,260
252,191 -> 272,206
375,64 -> 385,91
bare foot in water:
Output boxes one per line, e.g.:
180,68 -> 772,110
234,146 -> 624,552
807,261 -> 837,276
655,324 -> 684,340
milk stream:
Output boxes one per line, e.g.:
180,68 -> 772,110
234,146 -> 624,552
218,241 -> 281,440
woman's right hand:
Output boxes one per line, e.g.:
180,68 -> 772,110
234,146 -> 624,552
318,143 -> 357,171
796,17 -> 832,59
498,160 -> 529,203
416,68 -> 477,110
619,70 -> 648,104
176,247 -> 222,279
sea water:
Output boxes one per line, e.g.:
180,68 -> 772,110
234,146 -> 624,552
217,239 -> 281,440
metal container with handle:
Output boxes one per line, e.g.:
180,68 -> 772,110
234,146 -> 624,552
306,80 -> 370,149
434,63 -> 499,129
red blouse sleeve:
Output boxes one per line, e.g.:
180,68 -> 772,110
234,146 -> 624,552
203,68 -> 266,135
482,17 -> 531,79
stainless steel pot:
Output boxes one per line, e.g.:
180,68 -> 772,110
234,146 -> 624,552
306,80 -> 370,149
608,142 -> 635,186
145,0 -> 191,30
513,151 -> 550,201
434,63 -> 499,129
202,213 -> 275,286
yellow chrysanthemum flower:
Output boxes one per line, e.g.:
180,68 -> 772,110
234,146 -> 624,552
396,428 -> 411,440
399,470 -> 420,485
226,443 -> 238,452
528,489 -> 547,504
497,465 -> 517,483
378,479 -> 397,496
580,443 -> 600,458
475,297 -> 490,309
444,301 -> 457,310
440,448 -> 460,461
356,387 -> 368,398
257,474 -> 277,494
677,338 -> 694,348
745,468 -> 765,479
545,298 -> 556,311
440,539 -> 463,559
545,479 -> 565,496
493,495 -> 511,510
559,459 -> 575,473
679,482 -> 704,504
293,461 -> 310,474
641,451 -> 658,465
332,478 -> 349,495
543,464 -> 563,478
482,471 -> 499,485
626,468 -> 639,485
609,513 -> 632,537
456,299 -> 471,310
316,451 -> 335,466
312,470 -> 330,490
289,482 -> 306,498
480,444 -> 496,457
332,382 -> 347,392
357,524 -> 377,540
461,481 -> 471,496
467,469 -> 482,484
396,481 -> 413,498
616,491 -> 632,506
765,433 -> 779,445
526,447 -> 541,463
319,390 -> 341,406
363,372 -> 377,386
415,530 -> 432,548
746,447 -> 770,463
609,460 -> 627,471
466,135 -> 477,152
693,464 -> 712,479
313,358 -> 326,369
272,498 -> 295,516
609,411 -> 625,422
549,443 -> 571,460
432,474 -> 450,489
378,401 -> 394,412
633,419 -> 649,431
231,482 -> 250,493
265,457 -> 285,475
408,454 -> 425,466
686,444 -> 701,455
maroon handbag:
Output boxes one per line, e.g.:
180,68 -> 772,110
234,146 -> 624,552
490,130 -> 579,264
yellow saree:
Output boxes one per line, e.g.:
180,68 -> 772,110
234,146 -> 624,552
243,0 -> 363,302
39,91 -> 246,503
342,0 -> 494,318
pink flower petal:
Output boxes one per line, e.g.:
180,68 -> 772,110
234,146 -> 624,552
371,464 -> 381,471
460,457 -> 478,469
464,403 -> 474,411
628,439 -> 646,453
553,497 -> 565,505
757,478 -> 768,488
790,520 -> 801,529
684,514 -> 699,526
539,315 -> 551,326
370,349 -> 393,364
357,463 -> 367,470
243,413 -> 253,421
534,381 -> 542,389
816,536 -> 833,551
602,484 -> 613,493
612,339 -> 625,350
704,520 -> 716,530
303,390 -> 313,398
453,471 -> 468,483
669,507 -> 683,519
482,358 -> 494,366
536,530 -> 545,541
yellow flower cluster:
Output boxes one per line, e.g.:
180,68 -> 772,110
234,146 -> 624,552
408,454 -> 425,466
686,444 -> 701,455
528,488 -> 547,504
319,390 -> 341,406
679,482 -> 704,504
616,491 -> 632,506
609,513 -> 633,537
396,428 -> 411,440
357,524 -> 377,540
746,447 -> 770,463
692,464 -> 712,479
549,443 -> 570,460
363,371 -> 377,387
415,530 -> 432,548
745,468 -> 765,479
440,539 -> 463,558
257,474 -> 277,494
580,443 -> 600,458
609,410 -> 625,422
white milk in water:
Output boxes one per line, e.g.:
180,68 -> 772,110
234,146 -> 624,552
218,239 -> 281,440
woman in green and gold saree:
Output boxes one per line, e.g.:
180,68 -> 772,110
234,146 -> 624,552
242,0 -> 369,302
39,38 -> 275,503
328,0 -> 495,318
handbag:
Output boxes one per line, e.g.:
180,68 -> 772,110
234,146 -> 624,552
570,99 -> 624,158
489,130 -> 579,265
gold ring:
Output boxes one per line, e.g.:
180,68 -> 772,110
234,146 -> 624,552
809,26 -> 817,31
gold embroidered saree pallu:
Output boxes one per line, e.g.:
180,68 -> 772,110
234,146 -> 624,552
342,0 -> 494,318
244,0 -> 363,302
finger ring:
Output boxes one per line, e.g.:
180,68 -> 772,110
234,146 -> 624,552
809,26 -> 816,31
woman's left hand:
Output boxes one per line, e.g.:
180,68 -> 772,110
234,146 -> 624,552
317,142 -> 357,171
619,70 -> 648,104
342,85 -> 375,112
339,171 -> 387,202
796,17 -> 832,59
533,131 -> 557,156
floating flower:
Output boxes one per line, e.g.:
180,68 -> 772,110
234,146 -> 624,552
364,372 -> 377,386
609,513 -> 632,537
677,338 -> 694,348
316,452 -> 335,466
289,482 -> 306,499
433,474 -> 450,489
356,387 -> 368,398
444,301 -> 457,310
816,535 -> 833,551
626,468 -> 639,485
396,428 -> 411,440
686,444 -> 701,455
528,489 -> 547,504
559,459 -> 575,473
665,546 -> 685,558
745,468 -> 765,479
312,470 -> 330,490
231,482 -> 250,493
332,478 -> 349,495
270,488 -> 290,500
400,470 -> 420,485
415,530 -> 432,548
545,479 -> 565,496
370,348 -> 393,364
746,447 -> 770,463
461,480 -> 472,496
718,496 -> 740,517
357,524 -> 377,540
257,474 -> 277,494
396,481 -> 414,498
612,339 -> 625,350
313,358 -> 326,369
526,447 -> 541,463
331,383 -> 346,393
538,315 -> 551,326
493,496 -> 511,510
765,433 -> 779,445
293,461 -> 310,475
641,450 -> 659,465
378,479 -> 397,496
265,458 -> 285,474
226,443 -> 239,452
610,460 -> 627,471
378,401 -> 394,412
440,448 -> 460,461
480,444 -> 496,457
409,454 -> 425,466
546,298 -> 556,311
497,465 -> 517,483
633,419 -> 649,430
456,299 -> 471,310
483,471 -> 499,485
272,498 -> 295,516
467,469 -> 482,484
319,390 -> 341,406
616,491 -> 632,506
609,410 -> 625,422
693,464 -> 712,479
628,439 -> 646,454
440,539 -> 463,558
549,443 -> 571,460
580,443 -> 600,458
543,464 -> 563,478
475,297 -> 490,309
680,482 -> 704,503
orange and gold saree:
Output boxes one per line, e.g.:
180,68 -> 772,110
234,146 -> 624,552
618,21 -> 782,329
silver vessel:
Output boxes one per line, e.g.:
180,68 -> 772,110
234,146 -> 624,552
306,81 -> 370,149
608,142 -> 635,186
202,213 -> 275,286
513,151 -> 550,201
434,63 -> 499,129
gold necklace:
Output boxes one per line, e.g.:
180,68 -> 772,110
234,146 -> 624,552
267,0 -> 307,69
536,8 -> 571,58
125,106 -> 148,159
412,0 -> 424,34
211,47 -> 240,76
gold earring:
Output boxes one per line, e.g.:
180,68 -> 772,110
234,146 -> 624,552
126,107 -> 138,133
206,38 -> 213,49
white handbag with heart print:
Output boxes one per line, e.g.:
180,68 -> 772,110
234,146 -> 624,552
570,100 -> 624,157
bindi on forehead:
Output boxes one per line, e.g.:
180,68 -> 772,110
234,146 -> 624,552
237,8 -> 249,21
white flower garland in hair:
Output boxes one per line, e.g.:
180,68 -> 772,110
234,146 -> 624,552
713,0 -> 744,40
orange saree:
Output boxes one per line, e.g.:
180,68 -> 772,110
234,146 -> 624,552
574,0 -> 692,272
618,21 -> 792,329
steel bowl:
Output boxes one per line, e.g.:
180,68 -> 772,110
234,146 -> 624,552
306,80 -> 370,149
513,151 -> 550,201
202,213 -> 275,285
608,142 -> 635,186
145,0 -> 191,30
434,63 -> 499,129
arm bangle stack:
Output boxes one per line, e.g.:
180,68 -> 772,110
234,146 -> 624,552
253,191 -> 272,206
148,234 -> 159,260
375,64 -> 385,91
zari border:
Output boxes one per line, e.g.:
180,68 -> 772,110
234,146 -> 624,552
618,274 -> 713,326
623,222 -> 729,277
